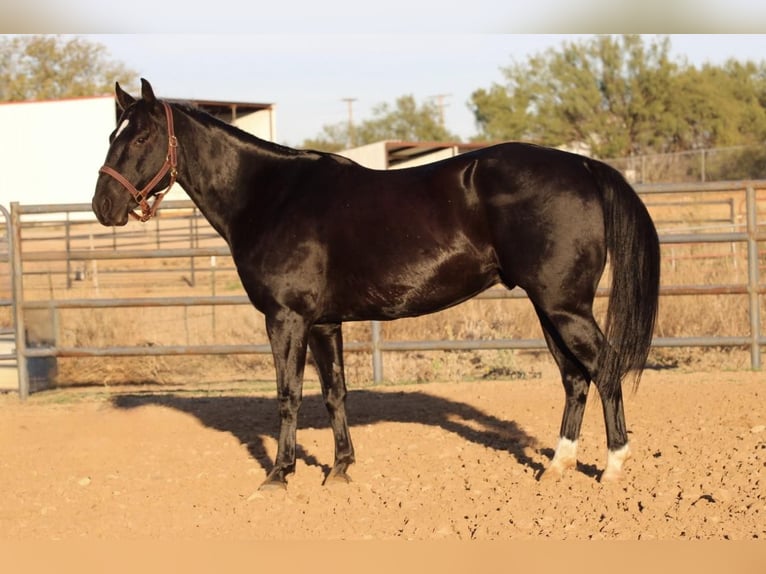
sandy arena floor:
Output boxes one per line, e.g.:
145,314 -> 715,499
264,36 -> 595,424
0,369 -> 764,541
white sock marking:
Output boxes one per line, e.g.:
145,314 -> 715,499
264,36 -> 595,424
603,443 -> 631,480
550,437 -> 578,471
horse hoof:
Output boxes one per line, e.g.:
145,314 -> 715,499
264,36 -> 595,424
600,467 -> 623,482
539,467 -> 564,482
259,477 -> 288,491
540,456 -> 575,481
324,470 -> 352,486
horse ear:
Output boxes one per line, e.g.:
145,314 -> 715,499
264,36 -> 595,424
115,82 -> 136,111
140,78 -> 157,105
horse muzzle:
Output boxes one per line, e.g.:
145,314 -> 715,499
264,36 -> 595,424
92,186 -> 131,227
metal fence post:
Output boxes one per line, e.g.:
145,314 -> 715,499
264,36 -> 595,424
10,203 -> 30,399
65,212 -> 72,289
371,320 -> 383,383
189,211 -> 197,287
745,185 -> 762,370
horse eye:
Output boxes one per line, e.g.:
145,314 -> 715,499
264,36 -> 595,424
135,136 -> 148,145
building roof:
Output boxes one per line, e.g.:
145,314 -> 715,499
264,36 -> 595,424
0,95 -> 275,126
382,140 -> 496,168
163,98 -> 275,124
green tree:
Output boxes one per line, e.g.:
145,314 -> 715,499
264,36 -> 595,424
668,59 -> 766,151
303,94 -> 461,152
0,35 -> 137,101
469,35 -> 766,158
302,123 -> 351,153
469,35 -> 680,157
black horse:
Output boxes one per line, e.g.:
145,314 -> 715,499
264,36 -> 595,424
93,79 -> 660,489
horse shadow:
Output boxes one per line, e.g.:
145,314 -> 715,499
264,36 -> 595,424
111,387 -> 547,480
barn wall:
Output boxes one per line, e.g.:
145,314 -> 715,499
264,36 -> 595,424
0,97 -> 278,211
233,109 -> 276,142
0,96 -> 115,209
337,142 -> 389,169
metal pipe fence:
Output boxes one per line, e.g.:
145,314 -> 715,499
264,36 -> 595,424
3,180 -> 765,398
605,145 -> 766,184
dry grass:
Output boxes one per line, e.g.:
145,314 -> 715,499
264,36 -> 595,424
1,185 -> 764,388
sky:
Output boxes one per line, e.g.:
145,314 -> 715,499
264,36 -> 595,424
86,34 -> 766,147
3,1 -> 766,146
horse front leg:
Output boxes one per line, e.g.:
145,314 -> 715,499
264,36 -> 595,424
259,310 -> 309,491
308,323 -> 355,485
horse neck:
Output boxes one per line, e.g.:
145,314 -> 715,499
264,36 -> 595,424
172,106 -> 281,244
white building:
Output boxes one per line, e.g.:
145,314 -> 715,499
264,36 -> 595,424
338,140 -> 491,170
0,95 -> 276,210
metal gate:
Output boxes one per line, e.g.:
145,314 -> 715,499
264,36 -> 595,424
4,180 -> 765,398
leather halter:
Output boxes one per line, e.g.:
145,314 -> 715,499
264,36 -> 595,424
99,101 -> 178,222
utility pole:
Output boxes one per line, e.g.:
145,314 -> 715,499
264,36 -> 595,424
429,93 -> 451,127
341,97 -> 357,148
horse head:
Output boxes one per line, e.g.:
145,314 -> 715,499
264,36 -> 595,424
92,79 -> 178,225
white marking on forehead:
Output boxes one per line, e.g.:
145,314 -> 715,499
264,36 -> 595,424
115,119 -> 130,139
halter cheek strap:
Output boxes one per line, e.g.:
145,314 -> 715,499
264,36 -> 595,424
99,101 -> 178,222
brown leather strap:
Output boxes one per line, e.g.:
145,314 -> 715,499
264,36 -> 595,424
98,101 -> 178,222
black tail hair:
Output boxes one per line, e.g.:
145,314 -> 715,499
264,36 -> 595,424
588,159 -> 661,396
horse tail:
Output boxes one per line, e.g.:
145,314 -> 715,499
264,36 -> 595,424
587,158 -> 660,396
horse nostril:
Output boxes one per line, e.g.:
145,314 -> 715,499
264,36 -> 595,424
102,196 -> 112,215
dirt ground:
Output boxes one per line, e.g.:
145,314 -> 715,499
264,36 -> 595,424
0,369 -> 764,542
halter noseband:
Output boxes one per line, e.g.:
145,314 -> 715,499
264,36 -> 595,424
99,101 -> 178,222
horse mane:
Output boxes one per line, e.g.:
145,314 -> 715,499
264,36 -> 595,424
172,101 -> 313,160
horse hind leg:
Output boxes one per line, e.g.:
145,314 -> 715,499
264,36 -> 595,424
308,323 -> 355,485
535,305 -> 592,481
532,300 -> 631,482
598,376 -> 631,482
